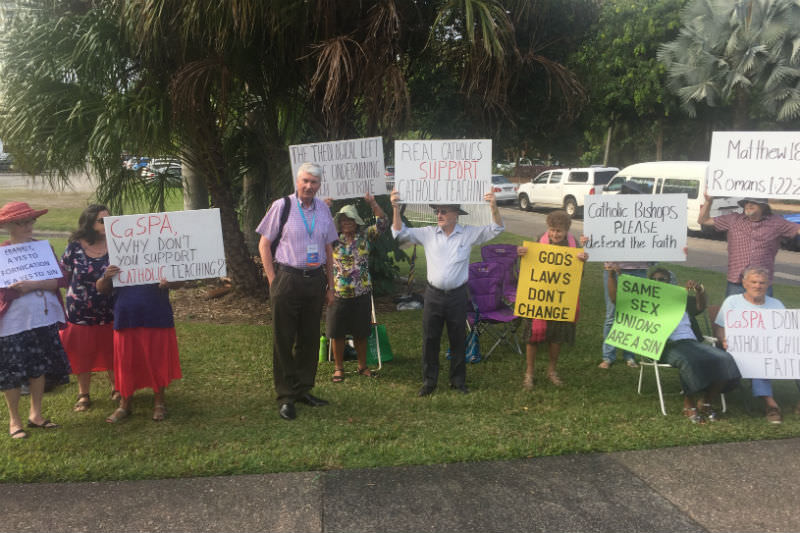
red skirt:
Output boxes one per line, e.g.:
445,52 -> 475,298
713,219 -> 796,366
113,327 -> 182,397
60,323 -> 114,374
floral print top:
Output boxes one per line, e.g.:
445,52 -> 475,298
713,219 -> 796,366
61,240 -> 114,325
331,217 -> 388,298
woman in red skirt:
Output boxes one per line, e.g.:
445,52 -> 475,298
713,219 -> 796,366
99,267 -> 182,423
60,205 -> 117,411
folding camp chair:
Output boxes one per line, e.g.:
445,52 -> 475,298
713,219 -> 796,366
466,261 -> 522,359
480,243 -> 519,304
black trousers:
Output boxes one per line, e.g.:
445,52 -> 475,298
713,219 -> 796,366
422,283 -> 468,388
269,267 -> 327,403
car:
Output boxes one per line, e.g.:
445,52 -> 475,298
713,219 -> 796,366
142,160 -> 182,184
131,157 -> 151,171
491,174 -> 517,204
603,161 -> 742,233
0,153 -> 14,171
517,165 -> 619,218
782,213 -> 800,251
494,160 -> 514,173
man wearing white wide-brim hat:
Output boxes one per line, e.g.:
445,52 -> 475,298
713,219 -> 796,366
390,190 -> 503,397
699,195 -> 800,296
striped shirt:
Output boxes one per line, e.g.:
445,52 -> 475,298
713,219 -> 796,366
713,213 -> 799,283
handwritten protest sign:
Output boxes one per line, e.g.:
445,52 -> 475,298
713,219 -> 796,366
394,139 -> 491,204
721,308 -> 800,379
0,240 -> 62,287
289,136 -> 386,199
514,242 -> 583,322
106,209 -> 226,287
708,131 -> 800,198
583,194 -> 687,262
605,275 -> 686,360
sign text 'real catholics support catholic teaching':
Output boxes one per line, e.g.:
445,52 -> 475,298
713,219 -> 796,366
605,275 -> 686,361
707,131 -> 800,199
583,194 -> 687,262
514,242 -> 583,322
394,139 -> 491,204
721,308 -> 800,379
289,136 -> 386,200
106,209 -> 226,287
0,240 -> 62,288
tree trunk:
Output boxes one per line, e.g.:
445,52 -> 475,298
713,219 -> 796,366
603,122 -> 613,166
181,161 -> 209,211
655,119 -> 663,161
208,179 -> 266,297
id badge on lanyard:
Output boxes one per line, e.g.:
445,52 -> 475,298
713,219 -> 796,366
299,199 -> 320,268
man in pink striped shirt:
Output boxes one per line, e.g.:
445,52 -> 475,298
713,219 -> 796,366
699,196 -> 799,297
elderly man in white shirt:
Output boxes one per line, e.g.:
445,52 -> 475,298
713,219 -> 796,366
391,189 -> 504,396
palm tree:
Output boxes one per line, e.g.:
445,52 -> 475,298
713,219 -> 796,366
658,0 -> 800,128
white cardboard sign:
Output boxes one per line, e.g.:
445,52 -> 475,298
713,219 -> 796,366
722,308 -> 800,379
583,194 -> 687,262
289,136 -> 386,199
708,131 -> 800,198
0,240 -> 62,287
394,139 -> 491,204
106,209 -> 226,287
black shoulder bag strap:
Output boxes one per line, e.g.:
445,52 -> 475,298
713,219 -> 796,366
269,196 -> 292,258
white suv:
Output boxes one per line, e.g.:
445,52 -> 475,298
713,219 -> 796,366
517,166 -> 619,218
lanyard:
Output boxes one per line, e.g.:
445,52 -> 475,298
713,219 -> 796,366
297,199 -> 316,238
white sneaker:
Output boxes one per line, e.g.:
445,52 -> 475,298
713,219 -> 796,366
626,360 -> 639,368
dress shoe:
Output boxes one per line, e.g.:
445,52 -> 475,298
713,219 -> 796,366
451,384 -> 470,394
297,393 -> 329,407
417,385 -> 436,397
279,402 -> 296,420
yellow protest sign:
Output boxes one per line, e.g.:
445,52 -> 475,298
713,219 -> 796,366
514,241 -> 583,322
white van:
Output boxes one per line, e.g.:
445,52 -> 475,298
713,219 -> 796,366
602,161 -> 742,232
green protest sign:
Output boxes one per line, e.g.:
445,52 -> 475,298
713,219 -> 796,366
605,274 -> 686,361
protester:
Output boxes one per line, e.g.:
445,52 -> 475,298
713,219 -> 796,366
60,205 -> 117,412
0,202 -> 70,439
714,265 -> 799,424
391,189 -> 504,396
609,267 -> 740,423
698,195 -> 799,296
257,162 -> 338,421
328,194 -> 387,382
99,268 -> 182,423
597,261 -> 648,370
516,210 -> 587,389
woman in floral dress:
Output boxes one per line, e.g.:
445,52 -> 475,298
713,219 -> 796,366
327,194 -> 387,382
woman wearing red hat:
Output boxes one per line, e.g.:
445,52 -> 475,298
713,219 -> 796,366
60,205 -> 117,412
0,202 -> 71,439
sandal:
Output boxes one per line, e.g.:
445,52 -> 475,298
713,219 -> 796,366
110,390 -> 121,402
152,403 -> 167,422
27,419 -> 59,429
522,374 -> 534,391
73,393 -> 92,412
547,372 -> 563,387
106,407 -> 131,423
9,428 -> 28,439
332,369 -> 345,383
699,403 -> 720,422
683,407 -> 706,424
357,367 -> 377,378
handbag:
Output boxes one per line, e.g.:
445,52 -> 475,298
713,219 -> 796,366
367,323 -> 393,366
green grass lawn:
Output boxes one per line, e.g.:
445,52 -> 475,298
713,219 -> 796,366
0,189 -> 798,483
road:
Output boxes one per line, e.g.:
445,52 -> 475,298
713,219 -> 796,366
499,205 -> 800,287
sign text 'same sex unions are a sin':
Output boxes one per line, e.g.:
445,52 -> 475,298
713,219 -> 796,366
394,139 -> 492,204
105,209 -> 226,287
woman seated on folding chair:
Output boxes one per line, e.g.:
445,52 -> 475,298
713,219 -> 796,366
327,194 -> 387,382
609,267 -> 740,424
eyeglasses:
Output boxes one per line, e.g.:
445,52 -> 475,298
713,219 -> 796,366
651,276 -> 669,283
96,217 -> 105,225
433,208 -> 452,215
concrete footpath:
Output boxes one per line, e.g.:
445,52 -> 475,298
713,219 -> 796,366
2,438 -> 799,533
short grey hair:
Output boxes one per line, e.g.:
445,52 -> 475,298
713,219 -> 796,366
297,162 -> 322,179
741,265 -> 770,281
